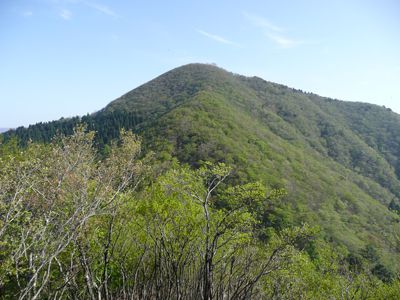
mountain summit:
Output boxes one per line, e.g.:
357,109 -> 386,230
3,63 -> 400,268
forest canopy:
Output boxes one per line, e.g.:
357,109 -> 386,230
1,127 -> 399,299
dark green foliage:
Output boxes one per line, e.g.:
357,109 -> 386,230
389,199 -> 400,215
372,264 -> 394,283
346,252 -> 365,274
361,244 -> 380,263
1,111 -> 142,149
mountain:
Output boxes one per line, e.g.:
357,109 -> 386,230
2,63 -> 400,269
0,128 -> 9,133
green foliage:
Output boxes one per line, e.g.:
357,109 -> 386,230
1,111 -> 142,149
1,126 -> 400,298
121,64 -> 400,270
2,64 -> 400,296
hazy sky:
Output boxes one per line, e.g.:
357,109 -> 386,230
1,0 -> 399,128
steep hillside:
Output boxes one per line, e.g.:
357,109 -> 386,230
3,63 -> 400,269
101,64 -> 400,269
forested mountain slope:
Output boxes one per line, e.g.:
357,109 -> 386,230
2,63 -> 400,270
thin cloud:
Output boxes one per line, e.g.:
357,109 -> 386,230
243,11 -> 283,32
22,11 -> 33,17
266,33 -> 302,49
85,2 -> 118,17
60,9 -> 72,20
197,30 -> 240,47
44,1 -> 118,21
243,11 -> 303,49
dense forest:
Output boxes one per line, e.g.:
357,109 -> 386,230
1,111 -> 142,149
1,64 -> 400,298
1,127 -> 399,299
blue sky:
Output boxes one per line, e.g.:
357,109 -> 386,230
1,0 -> 399,128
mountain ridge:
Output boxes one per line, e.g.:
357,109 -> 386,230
2,63 -> 400,269
100,64 -> 400,267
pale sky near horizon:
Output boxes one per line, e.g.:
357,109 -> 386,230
1,0 -> 399,128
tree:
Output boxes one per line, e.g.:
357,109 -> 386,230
151,162 -> 315,299
0,127 -> 144,299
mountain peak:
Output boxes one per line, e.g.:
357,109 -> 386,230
4,64 -> 400,270
169,62 -> 230,74
102,62 -> 243,116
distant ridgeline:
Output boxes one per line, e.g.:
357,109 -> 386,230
1,111 -> 143,148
